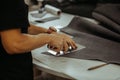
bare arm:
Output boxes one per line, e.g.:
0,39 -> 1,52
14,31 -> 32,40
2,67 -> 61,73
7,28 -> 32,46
28,24 -> 48,35
28,24 -> 57,35
0,28 -> 64,54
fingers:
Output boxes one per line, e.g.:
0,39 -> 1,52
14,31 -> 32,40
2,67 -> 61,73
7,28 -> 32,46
63,37 -> 77,50
58,33 -> 77,50
48,39 -> 77,52
47,33 -> 77,55
47,42 -> 63,53
62,39 -> 77,54
47,26 -> 57,34
49,26 -> 57,32
63,40 -> 69,53
68,40 -> 77,50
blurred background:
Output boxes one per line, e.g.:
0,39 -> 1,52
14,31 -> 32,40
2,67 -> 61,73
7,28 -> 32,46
26,0 -> 119,18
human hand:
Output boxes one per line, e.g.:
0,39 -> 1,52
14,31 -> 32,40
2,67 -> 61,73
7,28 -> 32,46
56,33 -> 77,52
48,33 -> 77,54
47,26 -> 57,34
47,34 -> 64,52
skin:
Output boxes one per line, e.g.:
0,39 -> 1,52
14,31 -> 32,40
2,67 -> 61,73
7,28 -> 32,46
0,24 -> 77,55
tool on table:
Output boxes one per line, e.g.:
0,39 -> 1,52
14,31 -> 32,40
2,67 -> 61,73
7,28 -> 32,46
47,46 -> 73,56
87,63 -> 109,71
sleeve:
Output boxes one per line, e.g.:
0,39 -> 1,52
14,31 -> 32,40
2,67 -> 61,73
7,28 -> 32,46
0,0 -> 29,31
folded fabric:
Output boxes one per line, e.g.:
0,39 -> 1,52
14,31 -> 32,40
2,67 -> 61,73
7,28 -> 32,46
59,16 -> 120,64
61,16 -> 120,42
94,4 -> 120,25
93,4 -> 120,34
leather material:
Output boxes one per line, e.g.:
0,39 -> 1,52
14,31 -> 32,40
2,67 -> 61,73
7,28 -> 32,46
93,4 -> 120,34
60,16 -> 120,64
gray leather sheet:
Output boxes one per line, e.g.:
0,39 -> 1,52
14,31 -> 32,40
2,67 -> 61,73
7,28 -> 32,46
60,16 -> 120,64
93,4 -> 120,34
43,4 -> 120,64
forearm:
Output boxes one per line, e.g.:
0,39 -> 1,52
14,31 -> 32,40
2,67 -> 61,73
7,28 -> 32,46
28,24 -> 48,35
1,28 -> 77,55
28,24 -> 57,35
4,34 -> 50,54
11,33 -> 50,54
1,29 -> 52,54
